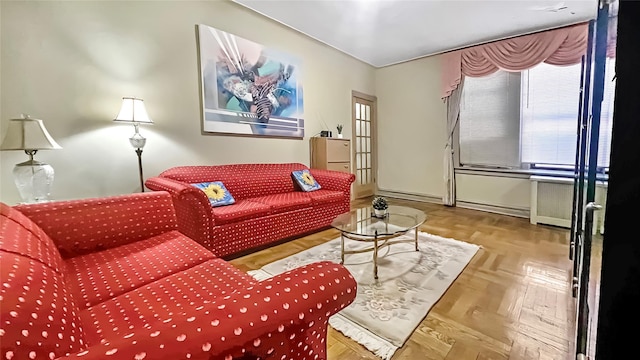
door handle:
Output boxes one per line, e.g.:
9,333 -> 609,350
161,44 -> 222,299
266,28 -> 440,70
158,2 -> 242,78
585,202 -> 602,213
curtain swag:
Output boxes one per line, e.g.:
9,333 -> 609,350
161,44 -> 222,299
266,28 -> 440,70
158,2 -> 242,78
441,22 -> 589,99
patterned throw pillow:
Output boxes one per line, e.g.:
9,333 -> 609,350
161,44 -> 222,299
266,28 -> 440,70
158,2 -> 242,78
192,181 -> 236,207
292,169 -> 321,192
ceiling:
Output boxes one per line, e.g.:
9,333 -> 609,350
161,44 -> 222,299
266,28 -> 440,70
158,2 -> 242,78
232,0 -> 598,68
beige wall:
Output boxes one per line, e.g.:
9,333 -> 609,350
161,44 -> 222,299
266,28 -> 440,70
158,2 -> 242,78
375,55 -> 447,198
0,0 -> 375,204
456,174 -> 530,212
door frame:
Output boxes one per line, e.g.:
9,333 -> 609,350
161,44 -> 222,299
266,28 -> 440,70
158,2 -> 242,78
351,90 -> 377,199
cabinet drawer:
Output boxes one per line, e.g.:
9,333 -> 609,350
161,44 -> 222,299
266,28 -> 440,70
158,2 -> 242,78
327,162 -> 351,173
327,140 -> 350,162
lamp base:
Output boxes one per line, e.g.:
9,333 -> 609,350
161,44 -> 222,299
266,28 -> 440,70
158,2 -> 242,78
13,159 -> 55,203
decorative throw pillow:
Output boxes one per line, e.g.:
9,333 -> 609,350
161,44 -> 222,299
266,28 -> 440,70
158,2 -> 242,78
292,169 -> 321,192
192,181 -> 236,207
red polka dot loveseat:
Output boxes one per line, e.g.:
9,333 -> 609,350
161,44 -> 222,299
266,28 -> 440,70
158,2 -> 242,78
0,191 -> 357,360
145,163 -> 355,258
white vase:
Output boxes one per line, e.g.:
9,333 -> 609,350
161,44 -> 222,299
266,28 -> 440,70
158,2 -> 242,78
374,208 -> 387,218
337,133 -> 343,138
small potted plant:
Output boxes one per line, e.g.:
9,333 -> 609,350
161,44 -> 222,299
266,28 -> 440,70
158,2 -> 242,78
336,124 -> 344,138
372,196 -> 388,218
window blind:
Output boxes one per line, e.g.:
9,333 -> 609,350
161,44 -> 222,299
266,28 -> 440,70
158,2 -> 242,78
521,62 -> 582,166
459,70 -> 521,168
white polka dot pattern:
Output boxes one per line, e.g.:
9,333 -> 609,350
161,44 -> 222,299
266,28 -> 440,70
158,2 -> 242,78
72,261 -> 356,360
142,178 -> 215,252
156,163 -> 307,200
0,205 -> 66,274
145,164 -> 356,258
247,192 -> 312,213
15,192 -> 178,258
65,230 -> 216,309
1,191 -> 357,360
0,251 -> 86,359
212,202 -> 350,258
210,199 -> 271,225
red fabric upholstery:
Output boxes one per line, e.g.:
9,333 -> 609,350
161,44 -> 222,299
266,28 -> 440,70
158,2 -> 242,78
0,204 -> 66,274
211,199 -> 271,225
64,262 -> 355,360
80,258 -> 256,347
248,192 -> 313,213
65,231 -> 216,309
157,163 -> 305,200
0,252 -> 86,359
146,164 -> 356,258
0,192 -> 357,360
304,189 -> 345,205
15,192 -> 178,258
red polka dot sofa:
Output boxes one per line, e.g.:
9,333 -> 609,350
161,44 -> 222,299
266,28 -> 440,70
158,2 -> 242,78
0,191 -> 357,360
145,163 -> 355,258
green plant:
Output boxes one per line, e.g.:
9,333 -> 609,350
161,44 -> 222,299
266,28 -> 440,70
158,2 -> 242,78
336,124 -> 343,134
372,196 -> 388,210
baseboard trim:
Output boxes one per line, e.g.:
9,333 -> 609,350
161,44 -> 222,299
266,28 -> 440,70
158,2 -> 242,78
376,189 -> 442,204
456,200 -> 530,219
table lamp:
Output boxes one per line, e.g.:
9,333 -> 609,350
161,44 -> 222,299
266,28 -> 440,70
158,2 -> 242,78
113,97 -> 153,192
0,114 -> 62,203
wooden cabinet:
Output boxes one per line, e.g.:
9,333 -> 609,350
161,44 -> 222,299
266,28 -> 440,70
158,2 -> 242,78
310,137 -> 351,173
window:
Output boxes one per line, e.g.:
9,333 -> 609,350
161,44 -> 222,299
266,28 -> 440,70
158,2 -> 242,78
459,59 -> 616,170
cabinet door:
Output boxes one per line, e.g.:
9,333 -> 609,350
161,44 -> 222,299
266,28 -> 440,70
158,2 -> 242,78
327,140 -> 350,162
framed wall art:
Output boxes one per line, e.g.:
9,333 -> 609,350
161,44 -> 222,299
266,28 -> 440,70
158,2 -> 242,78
197,24 -> 304,139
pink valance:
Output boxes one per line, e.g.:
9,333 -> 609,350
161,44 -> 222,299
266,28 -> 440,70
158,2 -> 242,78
442,23 -> 589,99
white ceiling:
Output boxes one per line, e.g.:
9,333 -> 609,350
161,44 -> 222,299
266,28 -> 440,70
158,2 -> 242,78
232,0 -> 598,67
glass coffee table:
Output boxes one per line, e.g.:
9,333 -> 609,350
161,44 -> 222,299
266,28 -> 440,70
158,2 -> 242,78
331,205 -> 427,279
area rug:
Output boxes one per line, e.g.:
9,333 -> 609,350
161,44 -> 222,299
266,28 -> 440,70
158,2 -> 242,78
248,231 -> 480,360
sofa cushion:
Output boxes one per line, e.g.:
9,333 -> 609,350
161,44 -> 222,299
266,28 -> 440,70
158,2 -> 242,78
247,192 -> 313,214
211,199 -> 271,225
0,203 -> 66,274
292,169 -> 321,192
80,258 -> 256,347
192,181 -> 236,207
65,230 -> 216,309
0,251 -> 87,359
304,189 -> 345,205
158,163 -> 308,200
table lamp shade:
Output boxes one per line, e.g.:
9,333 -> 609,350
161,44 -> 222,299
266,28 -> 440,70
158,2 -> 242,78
113,97 -> 153,124
0,115 -> 62,203
0,116 -> 62,151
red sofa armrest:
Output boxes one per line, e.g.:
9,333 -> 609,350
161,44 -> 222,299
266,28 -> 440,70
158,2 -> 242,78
14,191 -> 178,258
145,177 -> 215,251
57,261 -> 356,360
309,169 -> 355,194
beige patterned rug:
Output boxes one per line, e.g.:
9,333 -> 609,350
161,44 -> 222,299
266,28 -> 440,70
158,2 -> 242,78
248,231 -> 480,360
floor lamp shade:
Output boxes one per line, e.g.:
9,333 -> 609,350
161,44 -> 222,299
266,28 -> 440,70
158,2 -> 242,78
113,97 -> 153,192
0,114 -> 62,203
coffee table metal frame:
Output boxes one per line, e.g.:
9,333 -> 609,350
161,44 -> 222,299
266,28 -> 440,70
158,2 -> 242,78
332,206 -> 426,279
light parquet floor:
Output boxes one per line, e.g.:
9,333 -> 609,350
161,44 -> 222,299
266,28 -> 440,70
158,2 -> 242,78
229,197 -> 600,360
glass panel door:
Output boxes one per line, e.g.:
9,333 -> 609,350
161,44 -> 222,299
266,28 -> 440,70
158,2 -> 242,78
571,2 -> 614,358
352,93 -> 376,198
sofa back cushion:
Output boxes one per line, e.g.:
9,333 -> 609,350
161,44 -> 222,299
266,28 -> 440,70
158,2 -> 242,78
159,163 -> 309,200
15,192 -> 178,258
0,203 -> 66,274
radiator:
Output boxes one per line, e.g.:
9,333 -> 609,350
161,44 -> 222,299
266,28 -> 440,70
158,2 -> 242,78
530,175 -> 606,234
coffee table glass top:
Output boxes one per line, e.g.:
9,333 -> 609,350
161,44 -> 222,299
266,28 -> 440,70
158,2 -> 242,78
331,205 -> 427,237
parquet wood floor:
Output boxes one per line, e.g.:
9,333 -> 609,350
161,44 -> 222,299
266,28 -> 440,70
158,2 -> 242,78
229,197 -> 600,360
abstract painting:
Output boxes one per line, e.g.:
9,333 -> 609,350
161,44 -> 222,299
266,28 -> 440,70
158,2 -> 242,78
197,24 -> 304,138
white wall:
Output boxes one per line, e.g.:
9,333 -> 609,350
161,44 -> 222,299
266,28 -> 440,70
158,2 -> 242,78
456,174 -> 530,212
0,0 -> 375,204
375,55 -> 446,198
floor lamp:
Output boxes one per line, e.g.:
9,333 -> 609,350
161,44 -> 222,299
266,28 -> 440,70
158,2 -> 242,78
0,114 -> 62,203
113,97 -> 153,192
